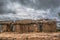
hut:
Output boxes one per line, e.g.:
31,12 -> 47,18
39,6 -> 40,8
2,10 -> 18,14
0,21 -> 13,32
14,19 -> 39,33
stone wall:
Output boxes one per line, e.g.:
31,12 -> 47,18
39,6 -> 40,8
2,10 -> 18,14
0,19 -> 57,33
2,24 -> 7,32
14,23 -> 39,33
42,20 -> 57,32
0,21 -> 13,32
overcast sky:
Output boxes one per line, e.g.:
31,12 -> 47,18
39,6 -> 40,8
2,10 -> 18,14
0,0 -> 60,21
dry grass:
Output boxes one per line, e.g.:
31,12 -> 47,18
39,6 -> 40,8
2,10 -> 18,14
0,32 -> 60,40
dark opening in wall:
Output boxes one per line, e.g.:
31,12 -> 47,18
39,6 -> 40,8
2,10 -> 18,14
10,24 -> 14,32
0,25 -> 2,32
38,23 -> 43,32
7,24 -> 14,32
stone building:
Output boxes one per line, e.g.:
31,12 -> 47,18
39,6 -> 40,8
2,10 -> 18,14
36,19 -> 57,32
42,20 -> 57,32
0,19 -> 57,33
0,21 -> 13,32
14,19 -> 39,33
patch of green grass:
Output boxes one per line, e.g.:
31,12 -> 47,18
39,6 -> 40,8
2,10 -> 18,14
57,29 -> 60,32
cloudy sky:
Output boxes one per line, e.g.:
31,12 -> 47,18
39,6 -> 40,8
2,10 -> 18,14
0,0 -> 60,21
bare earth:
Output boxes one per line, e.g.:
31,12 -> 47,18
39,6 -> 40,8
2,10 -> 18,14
0,32 -> 60,40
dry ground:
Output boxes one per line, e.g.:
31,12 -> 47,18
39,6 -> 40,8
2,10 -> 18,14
0,32 -> 60,40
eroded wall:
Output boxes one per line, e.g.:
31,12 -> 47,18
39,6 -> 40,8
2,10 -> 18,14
0,19 -> 57,33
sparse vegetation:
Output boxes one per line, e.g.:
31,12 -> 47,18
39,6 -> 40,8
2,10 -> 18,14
57,29 -> 60,32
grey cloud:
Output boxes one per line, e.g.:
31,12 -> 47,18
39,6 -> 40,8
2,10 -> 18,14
0,0 -> 60,20
19,0 -> 60,9
0,0 -> 60,14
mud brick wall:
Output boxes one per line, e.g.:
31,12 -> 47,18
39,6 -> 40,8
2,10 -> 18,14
7,25 -> 12,32
42,22 -> 51,32
50,21 -> 57,32
2,24 -> 12,32
28,24 -> 33,32
14,20 -> 39,33
0,21 -> 13,32
2,24 -> 7,32
0,19 -> 57,33
14,24 -> 21,33
22,23 -> 39,33
22,24 -> 28,33
42,21 -> 57,32
14,24 -> 28,33
14,23 -> 39,33
28,23 -> 39,32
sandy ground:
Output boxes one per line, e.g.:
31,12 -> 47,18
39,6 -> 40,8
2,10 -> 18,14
0,32 -> 60,40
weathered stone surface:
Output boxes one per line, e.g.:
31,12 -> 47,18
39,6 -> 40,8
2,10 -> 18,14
14,25 -> 21,33
0,19 -> 57,33
2,25 -> 7,32
42,21 -> 56,32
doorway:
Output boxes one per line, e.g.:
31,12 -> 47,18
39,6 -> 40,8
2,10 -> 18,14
38,23 -> 43,32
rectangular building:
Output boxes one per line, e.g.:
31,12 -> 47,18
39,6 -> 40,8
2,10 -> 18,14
37,19 -> 57,32
14,19 -> 39,33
